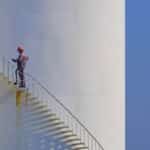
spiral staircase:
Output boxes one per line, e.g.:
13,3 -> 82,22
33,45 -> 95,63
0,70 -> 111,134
0,57 -> 104,150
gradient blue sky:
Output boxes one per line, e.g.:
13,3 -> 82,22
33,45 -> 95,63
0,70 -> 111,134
126,0 -> 150,149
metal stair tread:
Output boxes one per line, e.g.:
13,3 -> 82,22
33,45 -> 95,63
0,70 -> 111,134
26,104 -> 48,110
71,146 -> 88,150
60,137 -> 81,144
28,96 -> 38,100
24,119 -> 63,127
32,125 -> 69,134
57,134 -> 78,141
68,142 -> 85,147
43,129 -> 74,139
25,109 -> 50,116
27,102 -> 49,110
23,115 -> 58,123
24,111 -> 56,117
23,112 -> 57,122
65,140 -> 84,145
46,129 -> 73,137
27,121 -> 65,130
59,137 -> 80,143
24,117 -> 61,127
27,100 -> 41,105
50,132 -> 75,139
25,92 -> 32,97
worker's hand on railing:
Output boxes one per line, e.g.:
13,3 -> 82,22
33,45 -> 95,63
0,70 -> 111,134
11,58 -> 17,63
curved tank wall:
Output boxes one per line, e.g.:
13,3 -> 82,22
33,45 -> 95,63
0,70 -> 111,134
0,0 -> 125,150
0,0 -> 17,58
0,78 -> 16,150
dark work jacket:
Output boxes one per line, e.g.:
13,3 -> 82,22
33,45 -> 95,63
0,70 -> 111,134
12,55 -> 26,70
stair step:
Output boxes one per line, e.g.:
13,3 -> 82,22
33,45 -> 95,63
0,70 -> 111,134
27,98 -> 40,103
71,146 -> 88,150
57,134 -> 77,141
27,98 -> 44,103
33,125 -> 69,134
26,92 -> 32,97
60,135 -> 81,141
61,137 -> 81,144
37,129 -> 74,140
28,96 -> 38,100
47,125 -> 69,131
27,104 -> 48,110
2,76 -> 9,81
27,104 -> 48,111
46,129 -> 73,137
23,112 -> 57,122
26,101 -> 50,111
65,139 -> 84,145
24,118 -> 63,126
68,142 -> 85,147
27,101 -> 41,106
8,80 -> 13,85
24,117 -> 61,127
25,109 -> 50,116
25,111 -> 56,117
27,121 -> 64,130
35,129 -> 72,139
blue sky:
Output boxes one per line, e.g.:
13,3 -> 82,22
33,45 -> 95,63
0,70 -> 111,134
126,0 -> 150,149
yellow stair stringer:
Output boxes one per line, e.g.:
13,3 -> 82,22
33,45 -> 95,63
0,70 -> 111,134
15,88 -> 32,150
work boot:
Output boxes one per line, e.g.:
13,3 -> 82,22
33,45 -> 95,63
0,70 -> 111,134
14,82 -> 17,85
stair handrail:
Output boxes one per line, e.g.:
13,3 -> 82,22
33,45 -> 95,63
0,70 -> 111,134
2,57 -> 104,150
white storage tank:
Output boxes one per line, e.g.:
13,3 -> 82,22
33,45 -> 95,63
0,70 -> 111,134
0,1 -> 125,150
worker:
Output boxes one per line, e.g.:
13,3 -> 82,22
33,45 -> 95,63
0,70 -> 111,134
12,46 -> 29,88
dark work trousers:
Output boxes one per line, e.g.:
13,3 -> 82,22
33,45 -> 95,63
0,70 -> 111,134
15,68 -> 25,88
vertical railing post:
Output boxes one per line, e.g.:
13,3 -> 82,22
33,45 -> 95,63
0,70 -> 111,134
75,121 -> 77,137
95,141 -> 97,150
32,81 -> 35,96
83,129 -> 86,145
80,126 -> 82,141
11,64 -> 15,83
7,61 -> 10,81
87,134 -> 90,148
71,117 -> 74,134
2,56 -> 5,76
92,139 -> 94,150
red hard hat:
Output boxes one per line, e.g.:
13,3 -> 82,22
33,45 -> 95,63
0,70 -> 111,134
17,46 -> 24,53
